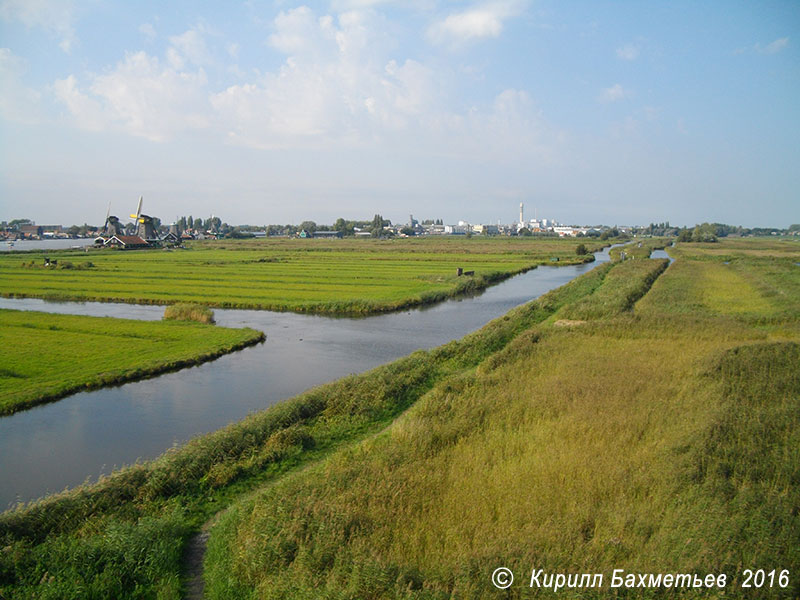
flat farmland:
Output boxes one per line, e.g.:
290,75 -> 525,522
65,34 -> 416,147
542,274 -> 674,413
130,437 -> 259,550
0,237 -> 598,314
0,309 -> 264,415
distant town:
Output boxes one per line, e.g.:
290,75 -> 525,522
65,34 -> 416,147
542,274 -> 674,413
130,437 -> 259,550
2,199 -> 797,248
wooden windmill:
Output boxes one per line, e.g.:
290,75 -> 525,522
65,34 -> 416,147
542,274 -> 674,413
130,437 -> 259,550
103,202 -> 124,236
130,196 -> 158,241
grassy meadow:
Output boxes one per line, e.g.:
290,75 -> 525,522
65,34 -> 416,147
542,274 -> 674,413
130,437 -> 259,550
0,237 -> 797,599
0,309 -> 264,415
204,238 -> 799,599
0,237 -> 598,314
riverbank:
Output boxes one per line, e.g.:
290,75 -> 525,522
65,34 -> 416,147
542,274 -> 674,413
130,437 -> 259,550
0,309 -> 265,416
0,237 -> 599,315
205,241 -> 799,598
0,256 -> 625,599
6,239 -> 794,599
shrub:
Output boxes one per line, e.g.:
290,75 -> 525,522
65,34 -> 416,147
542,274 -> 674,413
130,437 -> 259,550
163,303 -> 215,324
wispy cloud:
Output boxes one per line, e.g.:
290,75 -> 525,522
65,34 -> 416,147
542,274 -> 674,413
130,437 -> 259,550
428,1 -> 527,46
736,36 -> 789,55
757,36 -> 789,54
139,23 -> 156,41
616,43 -> 639,61
169,24 -> 214,68
599,83 -> 627,103
0,48 -> 42,123
0,0 -> 77,52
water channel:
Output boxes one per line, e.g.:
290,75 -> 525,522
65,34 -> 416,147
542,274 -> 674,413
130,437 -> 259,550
0,246 -> 617,509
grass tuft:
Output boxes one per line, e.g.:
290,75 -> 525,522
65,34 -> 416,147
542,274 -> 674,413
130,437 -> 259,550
163,303 -> 215,324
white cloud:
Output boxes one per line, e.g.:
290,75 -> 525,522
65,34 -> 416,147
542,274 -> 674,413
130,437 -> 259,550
268,7 -> 331,56
48,4 -> 559,165
757,36 -> 789,54
54,51 -> 210,142
52,74 -> 105,130
169,25 -> 213,67
0,0 -> 76,52
212,8 -> 433,147
0,48 -> 42,122
599,83 -> 627,103
737,36 -> 790,55
139,23 -> 156,40
428,1 -> 526,46
616,43 -> 639,60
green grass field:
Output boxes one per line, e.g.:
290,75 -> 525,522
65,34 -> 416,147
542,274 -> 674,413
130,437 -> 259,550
204,238 -> 799,599
0,237 -> 598,314
0,309 -> 264,415
1,238 -> 797,599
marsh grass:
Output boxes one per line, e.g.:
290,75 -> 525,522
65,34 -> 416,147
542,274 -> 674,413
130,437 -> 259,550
163,303 -> 215,324
0,258 -> 612,599
201,242 -> 799,599
2,239 -> 797,599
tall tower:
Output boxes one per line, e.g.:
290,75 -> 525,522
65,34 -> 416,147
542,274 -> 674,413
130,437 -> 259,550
519,203 -> 524,225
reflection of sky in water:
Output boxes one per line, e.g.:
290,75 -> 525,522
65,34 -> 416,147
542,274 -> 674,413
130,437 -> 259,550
650,249 -> 674,263
0,247 -> 614,508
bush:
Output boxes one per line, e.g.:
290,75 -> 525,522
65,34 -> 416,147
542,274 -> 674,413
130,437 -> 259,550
575,243 -> 588,256
163,303 -> 215,324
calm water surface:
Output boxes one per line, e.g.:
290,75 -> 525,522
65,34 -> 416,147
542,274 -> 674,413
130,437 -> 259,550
0,247 -> 614,508
1,238 -> 95,252
650,248 -> 674,263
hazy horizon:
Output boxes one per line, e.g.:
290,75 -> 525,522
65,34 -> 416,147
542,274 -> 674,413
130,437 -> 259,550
1,1 -> 798,228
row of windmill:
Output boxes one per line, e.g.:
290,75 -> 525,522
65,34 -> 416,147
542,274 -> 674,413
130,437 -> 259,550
97,196 -> 162,246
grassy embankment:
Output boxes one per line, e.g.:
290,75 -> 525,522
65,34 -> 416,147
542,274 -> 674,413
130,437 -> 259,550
0,309 -> 263,416
0,252 -> 619,599
2,238 -> 796,599
0,237 -> 598,314
202,239 -> 800,599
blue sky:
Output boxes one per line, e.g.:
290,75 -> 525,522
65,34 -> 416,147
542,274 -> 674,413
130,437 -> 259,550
1,0 -> 797,227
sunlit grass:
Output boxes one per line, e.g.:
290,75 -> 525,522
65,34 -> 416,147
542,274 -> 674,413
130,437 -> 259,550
0,309 -> 262,415
0,237 -> 600,314
2,239 -> 797,599
202,244 -> 799,599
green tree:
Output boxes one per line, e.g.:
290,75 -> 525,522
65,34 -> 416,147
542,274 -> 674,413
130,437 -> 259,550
575,243 -> 588,256
299,221 -> 317,234
371,214 -> 384,238
691,223 -> 717,243
8,219 -> 32,230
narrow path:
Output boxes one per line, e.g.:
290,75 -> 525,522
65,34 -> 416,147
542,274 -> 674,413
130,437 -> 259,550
183,531 -> 210,600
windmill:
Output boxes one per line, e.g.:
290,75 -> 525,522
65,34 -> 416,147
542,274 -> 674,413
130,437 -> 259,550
103,202 -> 124,237
130,196 -> 158,241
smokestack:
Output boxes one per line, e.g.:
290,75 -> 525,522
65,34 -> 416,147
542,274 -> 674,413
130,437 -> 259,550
519,202 -> 524,224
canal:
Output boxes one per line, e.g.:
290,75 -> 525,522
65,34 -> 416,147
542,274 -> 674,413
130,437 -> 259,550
0,246 -> 616,509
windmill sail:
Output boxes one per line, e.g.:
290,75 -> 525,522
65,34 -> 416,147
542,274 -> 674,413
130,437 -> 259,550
130,196 -> 143,222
